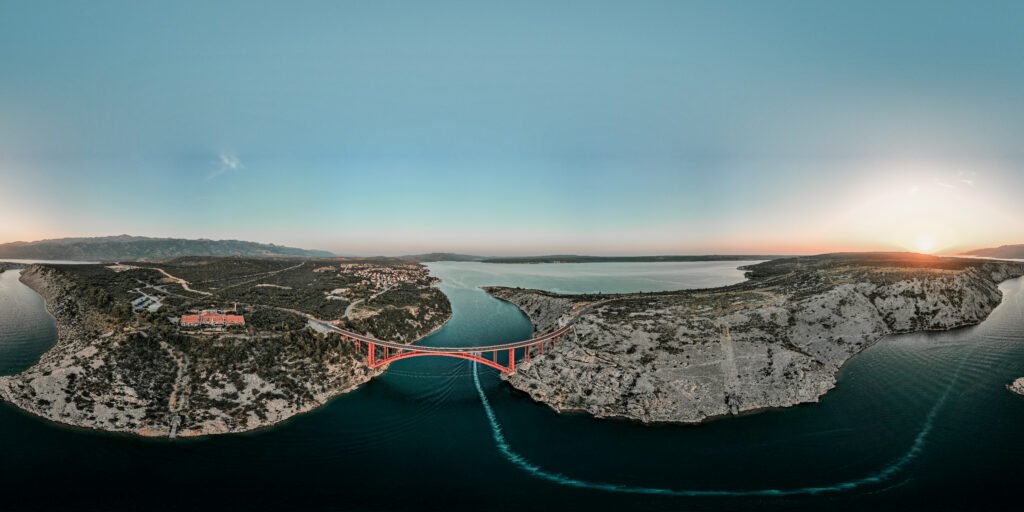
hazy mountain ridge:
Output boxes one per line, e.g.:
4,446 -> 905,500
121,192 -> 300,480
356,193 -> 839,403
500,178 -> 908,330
0,235 -> 333,262
963,244 -> 1024,260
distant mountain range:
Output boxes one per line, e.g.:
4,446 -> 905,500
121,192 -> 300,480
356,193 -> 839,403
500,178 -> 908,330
962,245 -> 1024,260
0,237 -> 798,264
0,235 -> 334,262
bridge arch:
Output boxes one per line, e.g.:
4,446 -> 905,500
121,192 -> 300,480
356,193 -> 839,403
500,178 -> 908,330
370,350 -> 513,373
321,321 -> 574,375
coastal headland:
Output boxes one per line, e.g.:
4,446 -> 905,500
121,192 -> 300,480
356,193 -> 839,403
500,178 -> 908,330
487,253 -> 1024,423
0,258 -> 451,437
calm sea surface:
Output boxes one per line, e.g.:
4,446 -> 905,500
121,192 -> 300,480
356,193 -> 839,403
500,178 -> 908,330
1,261 -> 1022,511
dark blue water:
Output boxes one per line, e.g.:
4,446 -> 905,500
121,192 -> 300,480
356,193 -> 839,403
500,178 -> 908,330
1,264 -> 1023,511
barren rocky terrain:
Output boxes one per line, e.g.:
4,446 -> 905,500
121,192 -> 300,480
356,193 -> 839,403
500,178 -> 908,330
489,253 -> 1024,423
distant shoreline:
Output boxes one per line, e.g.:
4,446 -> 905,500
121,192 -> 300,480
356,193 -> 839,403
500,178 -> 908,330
479,255 -> 784,264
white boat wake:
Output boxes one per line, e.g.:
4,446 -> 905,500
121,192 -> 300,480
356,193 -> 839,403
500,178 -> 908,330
472,356 -> 963,497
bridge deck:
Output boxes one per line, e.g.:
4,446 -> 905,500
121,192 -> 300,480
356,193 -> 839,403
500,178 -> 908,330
314,320 -> 572,352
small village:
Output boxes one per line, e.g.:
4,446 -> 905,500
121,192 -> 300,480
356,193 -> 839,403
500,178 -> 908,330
353,263 -> 429,289
316,262 -> 431,292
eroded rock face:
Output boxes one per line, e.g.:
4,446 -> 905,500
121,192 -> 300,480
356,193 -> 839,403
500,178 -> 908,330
485,288 -> 576,333
491,257 -> 1024,424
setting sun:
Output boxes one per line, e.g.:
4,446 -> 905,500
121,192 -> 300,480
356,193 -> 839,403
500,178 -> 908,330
916,235 -> 936,253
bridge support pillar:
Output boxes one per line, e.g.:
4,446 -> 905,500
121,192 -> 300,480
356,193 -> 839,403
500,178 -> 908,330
368,343 -> 375,367
508,348 -> 515,373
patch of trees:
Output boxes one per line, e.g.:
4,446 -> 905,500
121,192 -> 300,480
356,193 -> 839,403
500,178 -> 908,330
110,335 -> 177,421
246,308 -> 308,331
166,329 -> 360,428
47,265 -> 165,320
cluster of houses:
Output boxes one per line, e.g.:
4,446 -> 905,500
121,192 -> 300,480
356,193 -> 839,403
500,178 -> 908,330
345,264 -> 428,291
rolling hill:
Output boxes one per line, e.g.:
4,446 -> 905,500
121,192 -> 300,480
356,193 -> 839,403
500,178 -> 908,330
962,245 -> 1024,260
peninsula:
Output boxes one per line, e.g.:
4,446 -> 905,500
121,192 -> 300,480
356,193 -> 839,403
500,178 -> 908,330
487,253 -> 1024,423
0,257 -> 450,437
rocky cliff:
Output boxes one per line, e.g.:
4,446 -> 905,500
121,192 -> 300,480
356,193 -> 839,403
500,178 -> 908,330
484,288 -> 577,333
488,254 -> 1024,424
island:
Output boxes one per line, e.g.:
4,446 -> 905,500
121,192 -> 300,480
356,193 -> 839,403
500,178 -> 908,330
487,253 -> 1024,423
1008,378 -> 1024,397
0,257 -> 450,437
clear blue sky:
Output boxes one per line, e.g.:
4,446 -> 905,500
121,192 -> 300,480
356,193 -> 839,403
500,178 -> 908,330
2,1 -> 1022,255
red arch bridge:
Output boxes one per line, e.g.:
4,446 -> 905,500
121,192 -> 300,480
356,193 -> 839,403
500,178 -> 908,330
313,321 -> 574,374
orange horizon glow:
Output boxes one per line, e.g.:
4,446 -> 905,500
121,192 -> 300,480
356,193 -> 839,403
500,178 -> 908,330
0,227 -> 1011,258
2,161 -> 1021,257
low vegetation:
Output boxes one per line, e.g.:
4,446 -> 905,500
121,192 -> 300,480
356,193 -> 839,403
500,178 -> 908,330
0,257 -> 451,437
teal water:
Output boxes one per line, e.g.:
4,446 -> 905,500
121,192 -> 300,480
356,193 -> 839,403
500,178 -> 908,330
0,271 -> 57,374
1,263 -> 1023,511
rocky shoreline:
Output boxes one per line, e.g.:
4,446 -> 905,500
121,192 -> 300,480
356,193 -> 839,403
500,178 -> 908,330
1008,378 -> 1024,397
488,254 -> 1024,424
0,263 -> 451,438
0,262 -> 26,273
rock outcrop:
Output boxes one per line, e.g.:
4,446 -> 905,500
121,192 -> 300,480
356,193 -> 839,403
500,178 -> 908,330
489,254 -> 1024,424
486,288 -> 577,333
1008,378 -> 1024,397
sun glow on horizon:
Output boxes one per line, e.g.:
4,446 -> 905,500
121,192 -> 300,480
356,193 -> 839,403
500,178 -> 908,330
818,163 -> 1024,256
916,235 -> 936,253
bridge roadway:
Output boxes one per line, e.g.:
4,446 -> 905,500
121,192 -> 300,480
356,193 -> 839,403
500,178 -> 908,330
305,299 -> 613,373
311,319 -> 573,353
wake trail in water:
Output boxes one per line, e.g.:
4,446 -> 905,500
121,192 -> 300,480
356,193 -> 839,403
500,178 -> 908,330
472,349 -> 973,497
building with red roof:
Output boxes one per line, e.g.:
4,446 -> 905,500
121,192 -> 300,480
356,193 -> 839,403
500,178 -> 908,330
180,311 -> 245,328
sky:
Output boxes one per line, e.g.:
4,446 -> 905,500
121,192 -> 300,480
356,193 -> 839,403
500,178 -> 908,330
1,0 -> 1023,256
